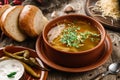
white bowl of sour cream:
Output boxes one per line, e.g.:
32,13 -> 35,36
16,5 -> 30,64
0,59 -> 24,80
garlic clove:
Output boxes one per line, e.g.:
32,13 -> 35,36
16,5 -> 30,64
63,4 -> 75,13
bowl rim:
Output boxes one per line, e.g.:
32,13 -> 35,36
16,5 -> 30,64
42,14 -> 106,54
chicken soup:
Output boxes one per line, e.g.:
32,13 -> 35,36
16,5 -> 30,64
47,19 -> 101,52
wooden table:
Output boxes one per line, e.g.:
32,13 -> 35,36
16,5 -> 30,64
1,0 -> 120,80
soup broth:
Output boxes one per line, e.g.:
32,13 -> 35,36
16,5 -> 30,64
47,19 -> 101,52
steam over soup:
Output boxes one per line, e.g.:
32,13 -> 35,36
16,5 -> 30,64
47,19 -> 101,52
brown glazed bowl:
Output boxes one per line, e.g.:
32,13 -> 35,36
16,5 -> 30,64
42,14 -> 106,68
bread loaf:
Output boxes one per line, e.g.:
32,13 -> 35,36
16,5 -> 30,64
1,6 -> 26,42
19,5 -> 48,37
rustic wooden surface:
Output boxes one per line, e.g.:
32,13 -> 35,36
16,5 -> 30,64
0,0 -> 120,80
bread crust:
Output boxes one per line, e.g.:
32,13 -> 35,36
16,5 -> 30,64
0,4 -> 11,29
0,4 -> 11,16
19,5 -> 37,37
1,6 -> 26,42
19,5 -> 48,37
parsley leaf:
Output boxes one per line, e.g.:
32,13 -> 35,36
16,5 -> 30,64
7,72 -> 17,78
60,24 -> 100,48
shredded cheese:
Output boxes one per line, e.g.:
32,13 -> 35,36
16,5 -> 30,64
93,0 -> 120,20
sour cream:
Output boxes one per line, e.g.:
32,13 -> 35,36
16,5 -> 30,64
0,59 -> 24,80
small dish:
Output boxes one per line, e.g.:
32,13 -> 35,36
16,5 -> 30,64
85,0 -> 120,31
36,34 -> 112,72
0,46 -> 48,80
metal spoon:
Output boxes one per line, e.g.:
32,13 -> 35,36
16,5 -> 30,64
91,62 -> 120,80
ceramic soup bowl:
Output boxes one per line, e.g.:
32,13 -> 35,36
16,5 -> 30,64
42,14 -> 106,68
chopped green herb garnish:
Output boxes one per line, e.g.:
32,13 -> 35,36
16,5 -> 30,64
7,72 -> 17,78
60,26 -> 81,48
60,25 -> 100,48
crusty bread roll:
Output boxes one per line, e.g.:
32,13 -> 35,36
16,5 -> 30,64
1,6 -> 26,42
0,4 -> 11,29
19,5 -> 48,37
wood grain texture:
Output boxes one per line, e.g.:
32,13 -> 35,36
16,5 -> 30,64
0,0 -> 120,80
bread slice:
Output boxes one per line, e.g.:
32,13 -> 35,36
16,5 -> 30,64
19,5 -> 48,37
1,6 -> 26,42
0,4 -> 11,29
0,4 -> 11,17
